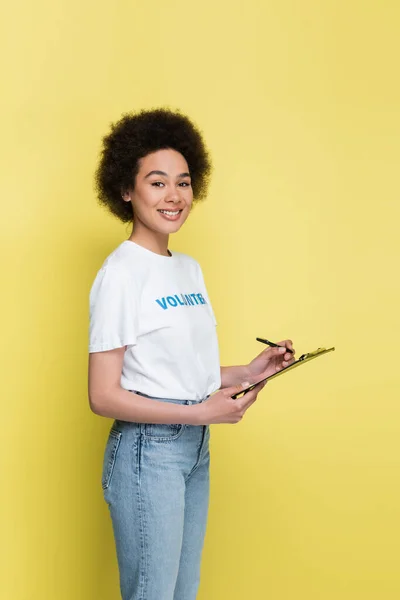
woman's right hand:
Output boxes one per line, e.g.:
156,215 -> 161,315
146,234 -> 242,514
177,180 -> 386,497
194,380 -> 266,425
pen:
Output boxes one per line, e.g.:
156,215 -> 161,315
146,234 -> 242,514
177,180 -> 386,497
256,337 -> 294,354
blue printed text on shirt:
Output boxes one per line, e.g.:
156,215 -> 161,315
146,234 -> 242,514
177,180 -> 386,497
155,293 -> 207,310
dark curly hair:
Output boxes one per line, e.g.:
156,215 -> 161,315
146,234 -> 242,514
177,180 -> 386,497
94,108 -> 212,222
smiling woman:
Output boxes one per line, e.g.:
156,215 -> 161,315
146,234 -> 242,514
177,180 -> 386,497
89,108 -> 295,600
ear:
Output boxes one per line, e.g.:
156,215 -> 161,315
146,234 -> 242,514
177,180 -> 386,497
121,189 -> 131,203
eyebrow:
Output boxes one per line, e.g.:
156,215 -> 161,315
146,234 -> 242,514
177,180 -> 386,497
144,170 -> 191,179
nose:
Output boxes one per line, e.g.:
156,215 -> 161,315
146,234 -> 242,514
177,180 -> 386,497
165,187 -> 182,204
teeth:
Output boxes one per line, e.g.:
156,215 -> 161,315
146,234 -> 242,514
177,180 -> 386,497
159,210 -> 180,216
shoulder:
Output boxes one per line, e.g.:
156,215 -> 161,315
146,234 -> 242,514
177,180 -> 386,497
100,241 -> 138,272
172,250 -> 201,270
90,242 -> 143,300
94,241 -> 150,279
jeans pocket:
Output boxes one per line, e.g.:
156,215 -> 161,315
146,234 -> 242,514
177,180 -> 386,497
143,423 -> 185,441
102,429 -> 122,490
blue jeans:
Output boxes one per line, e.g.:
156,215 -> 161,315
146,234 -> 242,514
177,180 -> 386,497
102,394 -> 210,600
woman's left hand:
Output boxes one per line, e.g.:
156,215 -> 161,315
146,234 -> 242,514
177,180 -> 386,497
247,339 -> 296,382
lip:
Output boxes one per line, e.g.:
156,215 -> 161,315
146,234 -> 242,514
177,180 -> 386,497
157,209 -> 183,222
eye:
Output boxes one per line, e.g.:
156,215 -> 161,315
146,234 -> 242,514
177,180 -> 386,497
151,181 -> 165,187
179,181 -> 191,187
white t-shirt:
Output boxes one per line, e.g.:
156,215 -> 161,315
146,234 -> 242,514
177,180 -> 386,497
89,240 -> 221,400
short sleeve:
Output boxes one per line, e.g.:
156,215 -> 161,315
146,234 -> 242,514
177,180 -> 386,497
89,266 -> 138,352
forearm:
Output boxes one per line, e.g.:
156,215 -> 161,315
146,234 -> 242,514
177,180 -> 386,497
89,386 -> 202,425
220,364 -> 251,388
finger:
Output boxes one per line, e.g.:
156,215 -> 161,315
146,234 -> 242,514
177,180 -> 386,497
237,380 -> 266,409
277,339 -> 294,352
241,394 -> 258,412
263,345 -> 287,359
276,339 -> 295,361
227,380 -> 252,399
280,356 -> 297,368
243,382 -> 267,411
249,379 -> 267,397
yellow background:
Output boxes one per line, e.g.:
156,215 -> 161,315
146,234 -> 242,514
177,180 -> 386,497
1,1 -> 399,598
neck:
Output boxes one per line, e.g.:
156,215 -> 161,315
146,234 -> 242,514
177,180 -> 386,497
129,222 -> 170,257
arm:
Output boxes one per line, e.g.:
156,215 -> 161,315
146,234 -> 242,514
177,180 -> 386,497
89,347 -> 202,425
88,347 -> 264,426
220,341 -> 296,388
221,340 -> 295,388
220,365 -> 251,388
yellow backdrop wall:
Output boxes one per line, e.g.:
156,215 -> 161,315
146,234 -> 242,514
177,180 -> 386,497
1,1 -> 399,598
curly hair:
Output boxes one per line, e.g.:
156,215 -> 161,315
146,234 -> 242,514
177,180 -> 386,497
94,108 -> 212,222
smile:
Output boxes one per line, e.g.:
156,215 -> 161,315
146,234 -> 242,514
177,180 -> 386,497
158,210 -> 182,216
157,209 -> 183,221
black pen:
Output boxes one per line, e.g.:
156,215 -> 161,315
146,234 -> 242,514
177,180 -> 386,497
256,337 -> 294,353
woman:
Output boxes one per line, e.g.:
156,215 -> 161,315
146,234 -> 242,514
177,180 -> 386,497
88,108 -> 295,600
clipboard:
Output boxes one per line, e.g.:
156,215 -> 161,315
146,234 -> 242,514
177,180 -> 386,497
232,347 -> 335,399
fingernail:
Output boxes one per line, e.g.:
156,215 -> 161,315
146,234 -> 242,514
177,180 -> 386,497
279,347 -> 286,353
241,381 -> 250,388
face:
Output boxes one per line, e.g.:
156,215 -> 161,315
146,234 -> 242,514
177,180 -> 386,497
124,148 -> 193,234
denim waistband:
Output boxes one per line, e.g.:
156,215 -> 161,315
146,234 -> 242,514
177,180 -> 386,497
131,390 -> 209,405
